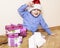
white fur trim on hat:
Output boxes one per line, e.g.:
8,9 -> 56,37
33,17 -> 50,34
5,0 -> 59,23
28,4 -> 42,12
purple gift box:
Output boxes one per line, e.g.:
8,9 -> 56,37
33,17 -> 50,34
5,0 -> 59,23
8,33 -> 22,47
5,24 -> 27,47
5,24 -> 27,37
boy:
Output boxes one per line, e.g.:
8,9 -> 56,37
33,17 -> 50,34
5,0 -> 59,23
18,0 -> 55,35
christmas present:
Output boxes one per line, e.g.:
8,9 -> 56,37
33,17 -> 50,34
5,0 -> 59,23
5,24 -> 16,31
5,24 -> 27,37
5,24 -> 27,47
29,32 -> 46,48
17,24 -> 27,37
8,33 -> 22,47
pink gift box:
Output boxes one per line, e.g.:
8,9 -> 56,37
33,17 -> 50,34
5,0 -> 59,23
5,24 -> 27,37
5,24 -> 27,47
8,33 -> 22,47
5,24 -> 16,31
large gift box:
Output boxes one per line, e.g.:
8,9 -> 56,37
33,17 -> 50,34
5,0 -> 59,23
5,24 -> 27,47
29,32 -> 46,48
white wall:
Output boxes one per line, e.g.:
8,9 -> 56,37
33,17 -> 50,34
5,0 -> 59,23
41,0 -> 60,27
0,0 -> 60,35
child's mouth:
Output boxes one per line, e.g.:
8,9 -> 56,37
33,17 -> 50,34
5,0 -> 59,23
35,13 -> 38,15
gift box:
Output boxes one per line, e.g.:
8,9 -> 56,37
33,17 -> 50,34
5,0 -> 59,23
17,24 -> 27,37
5,24 -> 27,47
8,33 -> 22,47
29,32 -> 46,48
5,24 -> 27,37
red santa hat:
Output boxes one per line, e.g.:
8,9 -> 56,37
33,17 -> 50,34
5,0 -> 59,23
28,0 -> 42,12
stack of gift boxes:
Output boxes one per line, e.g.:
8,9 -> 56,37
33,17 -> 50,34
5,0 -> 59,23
5,24 -> 27,47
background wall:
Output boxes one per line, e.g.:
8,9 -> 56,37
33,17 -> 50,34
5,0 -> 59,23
0,0 -> 60,35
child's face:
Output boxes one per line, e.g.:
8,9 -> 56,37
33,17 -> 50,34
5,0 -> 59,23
31,9 -> 41,17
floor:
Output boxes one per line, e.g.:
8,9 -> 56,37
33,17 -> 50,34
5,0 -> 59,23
0,28 -> 60,48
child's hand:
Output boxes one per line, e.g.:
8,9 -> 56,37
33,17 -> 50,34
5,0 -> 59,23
26,2 -> 34,7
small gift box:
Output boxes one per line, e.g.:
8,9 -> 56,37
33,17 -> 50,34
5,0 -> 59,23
17,24 -> 27,37
8,33 -> 22,47
5,24 -> 27,37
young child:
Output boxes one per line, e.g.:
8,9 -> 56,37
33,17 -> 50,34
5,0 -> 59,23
18,0 -> 55,35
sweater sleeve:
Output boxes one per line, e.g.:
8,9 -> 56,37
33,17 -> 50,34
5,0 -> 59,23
18,4 -> 28,18
39,15 -> 52,35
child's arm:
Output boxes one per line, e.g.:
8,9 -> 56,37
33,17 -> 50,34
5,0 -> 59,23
18,4 -> 28,18
18,2 -> 34,18
39,15 -> 52,35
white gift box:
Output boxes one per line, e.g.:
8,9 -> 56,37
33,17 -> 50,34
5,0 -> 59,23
29,32 -> 46,48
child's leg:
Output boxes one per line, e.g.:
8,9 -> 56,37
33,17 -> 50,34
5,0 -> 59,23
20,31 -> 32,48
